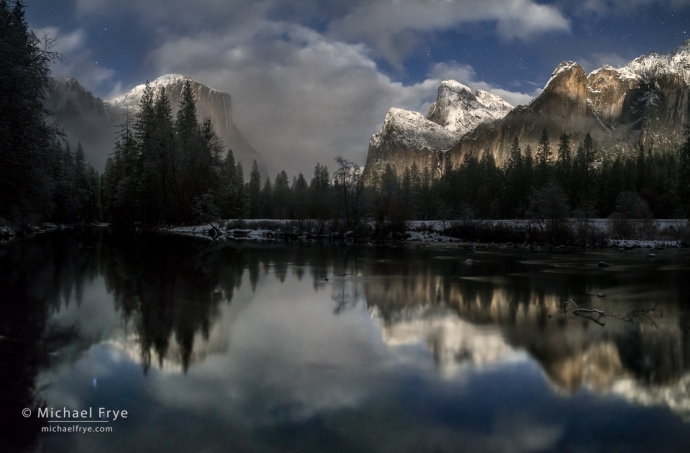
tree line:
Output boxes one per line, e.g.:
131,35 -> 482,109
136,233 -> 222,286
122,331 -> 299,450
2,0 -> 690,230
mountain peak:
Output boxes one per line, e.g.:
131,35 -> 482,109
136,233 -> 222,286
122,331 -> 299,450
427,79 -> 512,134
152,73 -> 191,84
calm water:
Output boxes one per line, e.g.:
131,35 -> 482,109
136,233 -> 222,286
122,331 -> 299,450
2,229 -> 690,452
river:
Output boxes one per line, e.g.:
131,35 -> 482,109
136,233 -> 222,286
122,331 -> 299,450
1,229 -> 689,452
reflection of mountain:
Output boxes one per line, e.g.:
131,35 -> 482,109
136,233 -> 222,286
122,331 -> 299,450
371,305 -> 520,378
361,266 -> 690,420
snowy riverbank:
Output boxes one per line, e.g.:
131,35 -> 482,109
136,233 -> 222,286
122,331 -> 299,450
156,218 -> 689,249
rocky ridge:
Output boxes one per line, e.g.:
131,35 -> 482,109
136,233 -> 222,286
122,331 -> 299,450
109,74 -> 267,177
365,40 -> 690,176
364,80 -> 514,178
46,74 -> 266,175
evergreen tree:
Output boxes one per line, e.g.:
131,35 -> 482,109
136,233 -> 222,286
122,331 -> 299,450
309,163 -> 330,220
678,123 -> 690,217
556,132 -> 572,194
0,0 -> 60,222
535,128 -> 552,189
273,171 -> 290,218
292,172 -> 309,219
234,162 -> 249,219
248,160 -> 262,218
260,178 -> 273,219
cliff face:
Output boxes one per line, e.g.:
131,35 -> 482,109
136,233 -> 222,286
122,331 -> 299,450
109,74 -> 266,176
449,46 -> 690,168
364,108 -> 459,179
450,62 -> 603,167
364,81 -> 513,179
365,40 -> 690,176
46,78 -> 120,171
45,74 -> 266,175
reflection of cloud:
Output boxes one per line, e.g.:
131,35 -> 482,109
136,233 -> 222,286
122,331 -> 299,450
372,305 -> 525,378
612,373 -> 690,422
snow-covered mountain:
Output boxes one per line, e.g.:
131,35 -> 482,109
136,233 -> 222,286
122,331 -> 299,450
453,42 -> 690,167
364,80 -> 513,178
46,74 -> 266,175
426,80 -> 513,133
109,74 -> 266,177
365,40 -> 690,177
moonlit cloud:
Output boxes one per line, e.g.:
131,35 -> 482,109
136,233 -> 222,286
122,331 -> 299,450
148,23 -> 538,176
34,0 -> 576,175
329,0 -> 571,65
578,52 -> 632,72
428,62 -> 540,106
37,27 -> 115,89
576,0 -> 688,16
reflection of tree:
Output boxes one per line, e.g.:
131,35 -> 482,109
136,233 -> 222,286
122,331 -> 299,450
358,251 -> 690,413
101,234 -> 232,372
0,232 -> 84,453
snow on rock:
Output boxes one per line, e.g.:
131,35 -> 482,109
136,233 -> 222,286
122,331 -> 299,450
543,61 -> 580,91
617,39 -> 690,84
369,107 -> 460,152
426,80 -> 513,135
108,74 -> 221,110
365,80 -> 513,178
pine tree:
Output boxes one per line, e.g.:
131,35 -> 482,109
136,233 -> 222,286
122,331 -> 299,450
310,163 -> 330,220
273,171 -> 290,218
260,178 -> 273,219
556,132 -> 572,194
0,0 -> 60,221
678,123 -> 690,217
583,133 -> 596,207
248,160 -> 262,218
292,172 -> 309,219
535,128 -> 552,189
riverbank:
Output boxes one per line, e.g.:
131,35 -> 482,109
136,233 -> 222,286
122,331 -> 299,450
3,218 -> 687,249
158,218 -> 690,249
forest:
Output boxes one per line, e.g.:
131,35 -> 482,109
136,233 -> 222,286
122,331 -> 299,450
2,0 -> 690,232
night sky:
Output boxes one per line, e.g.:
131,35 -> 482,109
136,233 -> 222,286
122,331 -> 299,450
26,0 -> 690,176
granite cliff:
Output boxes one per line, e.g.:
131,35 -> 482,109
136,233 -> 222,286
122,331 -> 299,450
365,40 -> 690,176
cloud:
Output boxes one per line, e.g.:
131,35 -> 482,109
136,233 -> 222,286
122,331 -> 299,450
328,0 -> 571,64
147,23 -> 537,177
577,52 -> 631,73
75,0 -> 570,65
36,27 -> 115,89
428,62 -> 540,106
62,1 -> 549,176
567,0 -> 688,17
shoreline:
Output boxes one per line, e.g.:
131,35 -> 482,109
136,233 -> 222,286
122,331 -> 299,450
2,219 -> 688,250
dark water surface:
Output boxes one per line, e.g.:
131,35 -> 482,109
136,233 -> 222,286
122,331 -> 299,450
2,229 -> 690,452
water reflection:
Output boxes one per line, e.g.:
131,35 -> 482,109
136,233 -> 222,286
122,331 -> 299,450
1,231 -> 690,452
356,249 -> 690,420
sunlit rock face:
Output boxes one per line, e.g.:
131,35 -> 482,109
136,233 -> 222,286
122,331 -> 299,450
109,74 -> 267,176
363,81 -> 513,180
450,62 -> 604,167
365,40 -> 690,176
